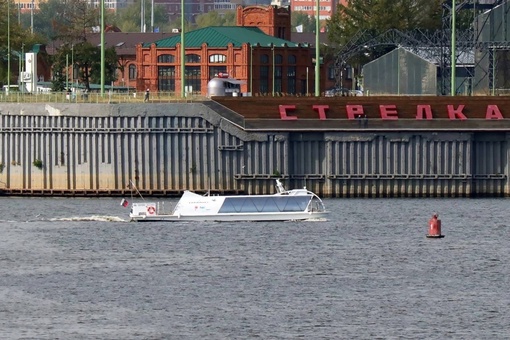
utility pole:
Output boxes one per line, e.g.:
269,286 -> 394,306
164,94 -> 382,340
315,0 -> 320,97
181,0 -> 185,98
31,0 -> 34,34
451,0 -> 456,96
151,0 -> 154,32
7,0 -> 11,94
141,0 -> 145,32
100,0 -> 105,96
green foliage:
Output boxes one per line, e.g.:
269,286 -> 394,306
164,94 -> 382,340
0,0 -> 37,85
19,0 -> 63,41
89,45 -> 118,85
0,162 -> 4,173
113,1 -> 170,33
161,10 -> 235,31
194,10 -> 236,28
291,12 -> 318,33
327,0 -> 444,47
28,0 -> 101,43
32,159 -> 43,169
171,16 -> 197,32
222,11 -> 236,27
51,42 -> 118,91
55,0 -> 101,42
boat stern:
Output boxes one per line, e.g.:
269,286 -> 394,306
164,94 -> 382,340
130,202 -> 158,220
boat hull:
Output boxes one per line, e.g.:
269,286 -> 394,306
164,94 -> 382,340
130,211 -> 329,222
126,179 -> 328,222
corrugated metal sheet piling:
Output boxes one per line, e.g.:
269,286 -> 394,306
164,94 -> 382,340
0,102 -> 509,197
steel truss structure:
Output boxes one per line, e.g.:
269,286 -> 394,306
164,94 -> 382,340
333,0 -> 509,95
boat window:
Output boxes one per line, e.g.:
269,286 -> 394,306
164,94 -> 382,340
218,196 -> 310,213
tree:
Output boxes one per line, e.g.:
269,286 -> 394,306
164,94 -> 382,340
195,11 -> 223,27
193,10 -> 236,29
291,12 -> 317,33
51,42 -> 118,91
0,0 -> 38,85
20,0 -> 103,43
20,0 -> 66,42
54,0 -> 101,42
113,0 -> 170,32
222,11 -> 236,27
327,0 -> 444,46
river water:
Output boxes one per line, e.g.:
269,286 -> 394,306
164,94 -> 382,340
0,196 -> 509,339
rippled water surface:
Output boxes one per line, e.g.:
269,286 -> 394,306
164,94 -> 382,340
1,196 -> 509,339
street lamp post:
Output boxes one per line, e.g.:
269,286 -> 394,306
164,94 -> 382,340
272,44 -> 275,96
71,45 -> 74,87
306,67 -> 309,94
250,43 -> 254,94
451,0 -> 456,96
181,0 -> 185,98
151,0 -> 154,32
66,53 -> 69,92
141,0 -> 145,32
315,0 -> 320,96
18,45 -> 21,92
21,43 -> 24,94
7,0 -> 11,95
30,0 -> 34,34
100,0 -> 105,96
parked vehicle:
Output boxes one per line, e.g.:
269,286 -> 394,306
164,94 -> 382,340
349,90 -> 364,96
324,87 -> 349,97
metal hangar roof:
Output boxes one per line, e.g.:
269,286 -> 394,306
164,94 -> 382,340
145,26 -> 301,48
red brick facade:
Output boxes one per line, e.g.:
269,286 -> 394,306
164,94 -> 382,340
136,6 -> 330,96
236,5 -> 291,41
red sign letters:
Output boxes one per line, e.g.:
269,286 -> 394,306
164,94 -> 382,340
277,103 -> 505,120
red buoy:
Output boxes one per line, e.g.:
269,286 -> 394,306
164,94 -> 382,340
426,213 -> 444,238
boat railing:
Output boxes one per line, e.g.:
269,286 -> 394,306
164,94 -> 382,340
307,194 -> 326,212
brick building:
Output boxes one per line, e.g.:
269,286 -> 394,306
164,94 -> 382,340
136,5 -> 330,96
45,32 -> 177,91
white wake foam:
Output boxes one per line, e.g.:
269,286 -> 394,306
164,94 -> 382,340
49,215 -> 128,222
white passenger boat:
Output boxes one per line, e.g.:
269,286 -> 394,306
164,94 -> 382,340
125,179 -> 328,222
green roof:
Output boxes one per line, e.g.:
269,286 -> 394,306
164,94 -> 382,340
146,26 -> 301,48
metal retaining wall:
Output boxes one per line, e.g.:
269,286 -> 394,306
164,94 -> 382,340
0,102 -> 508,197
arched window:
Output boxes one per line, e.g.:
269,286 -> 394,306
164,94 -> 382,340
209,54 -> 226,63
260,54 -> 269,64
158,54 -> 175,63
288,55 -> 297,64
186,54 -> 201,63
275,54 -> 283,64
129,64 -> 136,80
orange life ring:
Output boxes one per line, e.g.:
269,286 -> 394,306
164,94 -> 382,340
147,206 -> 156,215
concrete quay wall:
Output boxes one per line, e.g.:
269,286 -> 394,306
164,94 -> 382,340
0,101 -> 508,197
